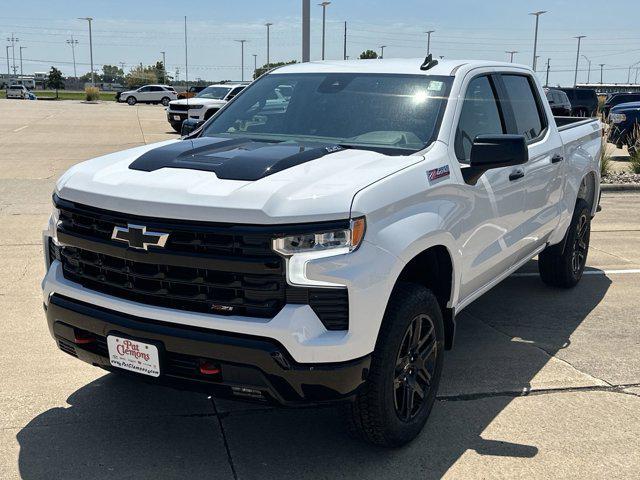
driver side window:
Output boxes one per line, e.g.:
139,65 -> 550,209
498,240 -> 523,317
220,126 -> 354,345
455,75 -> 505,163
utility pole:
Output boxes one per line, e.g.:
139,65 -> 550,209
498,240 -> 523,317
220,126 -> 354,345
19,46 -> 26,76
628,62 -> 640,84
6,33 -> 19,75
545,58 -> 550,87
506,50 -> 518,63
319,2 -> 331,60
236,40 -> 246,81
66,36 -> 79,78
573,35 -> 585,87
379,45 -> 386,59
302,0 -> 310,62
599,63 -> 605,84
343,21 -> 347,60
534,55 -> 540,71
425,30 -> 435,56
160,51 -> 166,83
530,11 -> 546,71
78,18 -> 94,85
581,55 -> 591,83
119,61 -> 126,72
184,16 -> 189,87
174,66 -> 180,82
5,46 -> 9,76
265,23 -> 272,67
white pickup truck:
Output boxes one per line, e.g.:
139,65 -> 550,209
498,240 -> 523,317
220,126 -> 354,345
43,58 -> 602,447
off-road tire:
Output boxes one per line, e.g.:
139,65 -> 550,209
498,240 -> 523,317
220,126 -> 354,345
538,199 -> 591,288
345,282 -> 445,447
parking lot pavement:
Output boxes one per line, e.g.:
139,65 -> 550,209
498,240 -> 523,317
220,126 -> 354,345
0,100 -> 638,479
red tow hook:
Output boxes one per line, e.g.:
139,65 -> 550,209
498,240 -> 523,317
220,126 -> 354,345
73,331 -> 95,344
199,360 -> 221,376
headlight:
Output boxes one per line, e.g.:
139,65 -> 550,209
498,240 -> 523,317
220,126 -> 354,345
609,113 -> 626,123
188,104 -> 204,110
272,217 -> 366,256
273,217 -> 366,287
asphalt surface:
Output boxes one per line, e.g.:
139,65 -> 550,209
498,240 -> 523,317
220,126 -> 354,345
0,100 -> 639,479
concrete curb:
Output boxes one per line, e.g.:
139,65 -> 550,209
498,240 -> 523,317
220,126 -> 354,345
601,183 -> 640,192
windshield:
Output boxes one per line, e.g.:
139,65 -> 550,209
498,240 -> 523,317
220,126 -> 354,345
196,86 -> 232,100
201,73 -> 453,153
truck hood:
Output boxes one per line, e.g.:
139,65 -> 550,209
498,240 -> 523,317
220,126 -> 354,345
56,137 -> 425,224
169,98 -> 226,107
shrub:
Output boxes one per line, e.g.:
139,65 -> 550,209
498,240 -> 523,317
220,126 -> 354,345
600,149 -> 611,177
85,86 -> 100,102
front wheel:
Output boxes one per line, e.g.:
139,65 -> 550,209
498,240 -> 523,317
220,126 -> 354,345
538,199 -> 591,288
161,97 -> 171,106
126,96 -> 137,105
346,283 -> 444,447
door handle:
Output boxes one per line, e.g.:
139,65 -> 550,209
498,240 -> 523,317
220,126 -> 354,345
551,154 -> 564,163
509,168 -> 525,181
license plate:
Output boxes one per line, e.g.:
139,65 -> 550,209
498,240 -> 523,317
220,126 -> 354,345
173,115 -> 181,121
107,335 -> 160,377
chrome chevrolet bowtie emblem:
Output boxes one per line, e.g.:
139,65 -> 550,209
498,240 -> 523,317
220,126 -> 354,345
111,224 -> 169,250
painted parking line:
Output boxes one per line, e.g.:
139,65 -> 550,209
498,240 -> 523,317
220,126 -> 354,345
511,268 -> 640,277
12,125 -> 28,132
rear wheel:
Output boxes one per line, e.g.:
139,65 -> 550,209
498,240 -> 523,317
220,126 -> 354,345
346,283 -> 444,447
126,96 -> 137,106
538,199 -> 591,288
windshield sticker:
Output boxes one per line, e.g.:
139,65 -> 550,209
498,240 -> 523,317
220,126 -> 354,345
427,81 -> 445,92
427,165 -> 450,182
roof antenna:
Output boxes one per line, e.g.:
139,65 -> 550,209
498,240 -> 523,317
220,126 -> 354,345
420,53 -> 438,71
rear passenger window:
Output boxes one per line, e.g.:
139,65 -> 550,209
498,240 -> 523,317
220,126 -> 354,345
455,76 -> 505,162
501,75 -> 546,141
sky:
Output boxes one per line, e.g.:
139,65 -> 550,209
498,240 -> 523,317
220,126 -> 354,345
2,0 -> 640,87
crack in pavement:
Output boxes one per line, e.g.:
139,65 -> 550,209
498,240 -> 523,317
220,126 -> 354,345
467,311 -> 616,388
437,382 -> 640,402
211,398 -> 239,480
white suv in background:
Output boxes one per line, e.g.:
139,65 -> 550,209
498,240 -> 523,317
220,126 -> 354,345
117,85 -> 177,106
6,84 -> 30,99
166,83 -> 247,132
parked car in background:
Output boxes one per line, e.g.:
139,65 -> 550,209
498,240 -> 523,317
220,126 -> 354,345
608,101 -> 640,156
559,87 -> 599,117
177,85 -> 207,99
44,58 -> 602,447
603,92 -> 640,118
545,88 -> 572,116
6,84 -> 30,99
117,85 -> 177,106
166,83 -> 247,132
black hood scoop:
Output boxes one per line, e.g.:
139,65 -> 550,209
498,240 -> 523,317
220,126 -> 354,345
129,137 -> 344,181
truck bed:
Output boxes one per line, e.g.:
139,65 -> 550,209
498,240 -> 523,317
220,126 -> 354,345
554,116 -> 599,132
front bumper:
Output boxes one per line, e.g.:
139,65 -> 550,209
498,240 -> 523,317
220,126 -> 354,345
46,293 -> 370,405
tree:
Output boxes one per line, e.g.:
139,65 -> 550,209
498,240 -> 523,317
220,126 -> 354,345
125,65 -> 159,88
359,50 -> 378,59
46,66 -> 65,99
254,60 -> 297,79
101,65 -> 124,84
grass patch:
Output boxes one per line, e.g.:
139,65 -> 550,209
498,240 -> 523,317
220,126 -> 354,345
601,148 -> 612,177
1,90 -> 116,101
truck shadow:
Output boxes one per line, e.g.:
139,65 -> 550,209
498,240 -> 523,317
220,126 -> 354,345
16,262 -> 611,479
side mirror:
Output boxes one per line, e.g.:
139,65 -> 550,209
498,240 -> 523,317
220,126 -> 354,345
463,134 -> 528,185
181,118 -> 204,136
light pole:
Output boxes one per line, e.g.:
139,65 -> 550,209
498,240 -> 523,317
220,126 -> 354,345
425,30 -> 435,56
319,1 -> 331,60
78,17 -> 94,85
545,58 -> 551,87
236,40 -> 247,81
265,23 -> 273,67
19,46 -> 26,76
66,36 -> 79,78
252,54 -> 258,76
302,0 -> 310,62
581,54 -> 591,84
573,35 -> 586,87
5,46 -> 9,75
6,34 -> 18,75
343,21 -> 347,60
506,50 -> 518,63
599,63 -> 605,84
530,11 -> 546,71
379,45 -> 386,59
160,51 -> 166,83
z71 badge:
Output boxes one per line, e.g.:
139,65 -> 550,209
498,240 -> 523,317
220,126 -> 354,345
427,165 -> 450,182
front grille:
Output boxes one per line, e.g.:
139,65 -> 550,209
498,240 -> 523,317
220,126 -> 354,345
169,104 -> 190,112
52,196 -> 349,330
